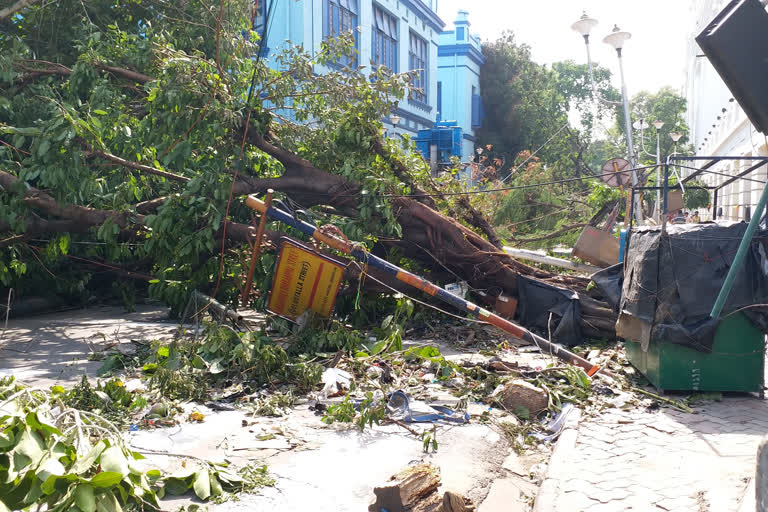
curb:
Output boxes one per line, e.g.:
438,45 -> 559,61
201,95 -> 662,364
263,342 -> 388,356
533,408 -> 582,512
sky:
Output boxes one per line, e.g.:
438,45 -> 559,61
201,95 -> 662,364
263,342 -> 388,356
436,0 -> 693,98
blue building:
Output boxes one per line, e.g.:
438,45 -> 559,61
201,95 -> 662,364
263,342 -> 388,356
435,10 -> 484,162
256,1 -> 481,164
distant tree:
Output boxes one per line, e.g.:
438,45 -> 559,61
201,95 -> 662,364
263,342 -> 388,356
478,32 -> 619,180
684,179 -> 711,210
623,87 -> 693,163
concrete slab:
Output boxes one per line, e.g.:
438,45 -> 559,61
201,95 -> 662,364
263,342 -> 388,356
0,305 -> 178,387
479,477 -> 537,512
141,404 -> 511,511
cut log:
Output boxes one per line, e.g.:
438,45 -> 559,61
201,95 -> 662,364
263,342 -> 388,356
368,464 -> 441,512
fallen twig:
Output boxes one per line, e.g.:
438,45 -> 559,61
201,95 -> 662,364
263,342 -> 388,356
633,387 -> 694,413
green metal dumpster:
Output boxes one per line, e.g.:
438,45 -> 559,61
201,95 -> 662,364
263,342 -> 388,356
625,312 -> 765,393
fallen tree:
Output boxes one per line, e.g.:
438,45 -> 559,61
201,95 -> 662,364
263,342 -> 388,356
0,0 -> 617,340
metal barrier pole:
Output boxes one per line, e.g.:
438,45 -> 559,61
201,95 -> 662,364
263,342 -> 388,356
710,181 -> 768,318
245,194 -> 601,376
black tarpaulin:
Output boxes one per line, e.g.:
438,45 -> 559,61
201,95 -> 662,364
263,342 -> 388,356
517,275 -> 582,347
619,222 -> 768,352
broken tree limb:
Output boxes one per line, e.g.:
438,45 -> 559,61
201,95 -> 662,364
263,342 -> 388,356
246,194 -> 602,375
503,247 -> 600,274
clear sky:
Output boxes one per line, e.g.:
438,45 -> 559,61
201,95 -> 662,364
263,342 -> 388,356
436,0 -> 692,98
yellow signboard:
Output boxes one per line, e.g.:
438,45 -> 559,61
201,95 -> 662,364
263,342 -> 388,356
267,239 -> 345,321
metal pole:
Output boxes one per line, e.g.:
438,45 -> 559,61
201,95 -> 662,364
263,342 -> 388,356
241,189 -> 273,306
584,35 -> 596,95
662,161 -> 669,234
710,180 -> 768,318
616,49 -> 642,223
245,194 -> 602,376
623,187 -> 635,272
713,189 -> 719,221
656,129 -> 661,221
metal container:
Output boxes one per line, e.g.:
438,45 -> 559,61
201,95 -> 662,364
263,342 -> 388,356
626,312 -> 765,393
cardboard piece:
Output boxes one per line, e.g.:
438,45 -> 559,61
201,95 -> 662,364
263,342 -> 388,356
571,226 -> 620,267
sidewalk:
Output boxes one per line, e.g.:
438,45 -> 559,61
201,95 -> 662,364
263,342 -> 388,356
538,396 -> 768,511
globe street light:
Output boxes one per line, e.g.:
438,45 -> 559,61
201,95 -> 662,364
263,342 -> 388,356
571,12 -> 599,91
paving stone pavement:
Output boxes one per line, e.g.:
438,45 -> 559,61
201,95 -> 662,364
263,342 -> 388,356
549,396 -> 768,511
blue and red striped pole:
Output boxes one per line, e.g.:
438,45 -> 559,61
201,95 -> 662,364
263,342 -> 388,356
245,194 -> 600,376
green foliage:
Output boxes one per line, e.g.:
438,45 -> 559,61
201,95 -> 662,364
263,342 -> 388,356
62,375 -> 146,428
479,32 -> 618,179
0,380 -> 161,511
124,323 -> 323,400
421,428 -> 438,453
321,392 -> 387,432
368,296 -> 414,355
159,462 -> 273,503
684,179 -> 711,210
531,367 -> 592,411
0,0 -> 429,315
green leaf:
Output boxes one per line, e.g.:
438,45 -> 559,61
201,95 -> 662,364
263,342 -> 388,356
208,358 -> 225,375
75,484 -> 96,512
99,447 -> 129,477
37,140 -> 50,158
89,472 -> 123,488
193,469 -> 211,500
15,427 -> 46,465
26,411 -> 61,435
209,472 -> 223,496
93,110 -> 108,116
145,469 -> 162,483
72,441 -> 106,475
96,491 -> 122,512
161,476 -> 192,496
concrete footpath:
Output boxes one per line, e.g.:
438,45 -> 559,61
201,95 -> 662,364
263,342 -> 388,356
0,306 -> 546,511
536,395 -> 768,512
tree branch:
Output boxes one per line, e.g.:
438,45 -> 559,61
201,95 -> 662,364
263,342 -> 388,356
0,0 -> 39,21
87,151 -> 189,182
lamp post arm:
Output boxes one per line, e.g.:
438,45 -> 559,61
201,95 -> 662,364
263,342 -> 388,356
637,127 -> 655,158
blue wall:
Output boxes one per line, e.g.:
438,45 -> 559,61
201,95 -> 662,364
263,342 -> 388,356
437,10 -> 484,162
257,2 -> 482,163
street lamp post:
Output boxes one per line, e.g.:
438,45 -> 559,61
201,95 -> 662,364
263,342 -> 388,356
603,25 -> 642,224
653,120 -> 664,221
573,15 -> 642,224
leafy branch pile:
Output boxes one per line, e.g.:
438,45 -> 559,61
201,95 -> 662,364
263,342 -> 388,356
0,376 -> 272,511
1,0 -> 620,341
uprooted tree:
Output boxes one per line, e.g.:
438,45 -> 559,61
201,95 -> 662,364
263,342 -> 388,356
0,0 -> 617,340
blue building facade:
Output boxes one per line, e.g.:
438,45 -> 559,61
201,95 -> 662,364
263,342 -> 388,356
435,10 -> 484,163
256,1 -> 481,163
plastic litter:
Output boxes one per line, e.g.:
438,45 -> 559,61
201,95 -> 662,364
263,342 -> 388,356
386,390 -> 469,424
320,367 -> 352,398
530,402 -> 575,442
